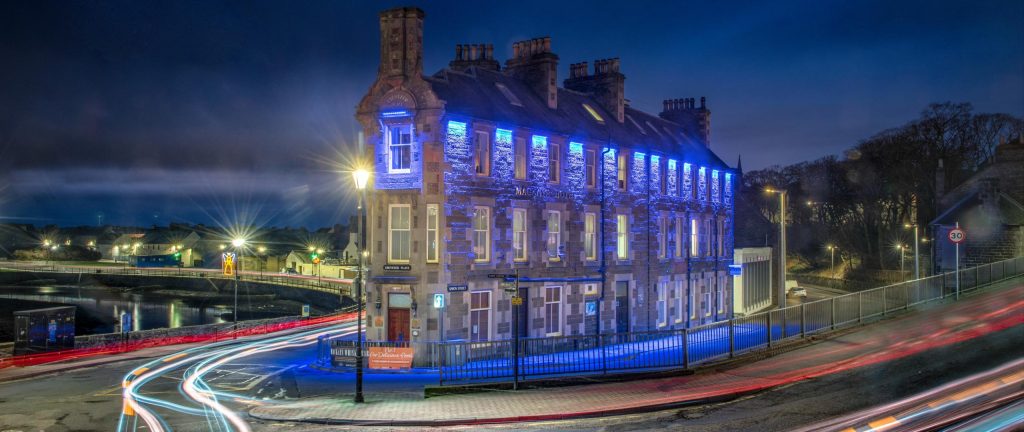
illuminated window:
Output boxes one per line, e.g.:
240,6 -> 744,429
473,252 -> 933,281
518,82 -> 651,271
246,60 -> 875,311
546,211 -> 561,260
582,103 -> 604,123
548,143 -> 560,183
495,82 -> 523,107
675,280 -> 684,323
514,137 -> 527,180
388,204 -> 411,263
513,208 -> 528,262
426,204 -> 439,263
473,206 -> 490,262
585,149 -> 596,188
470,290 -> 491,342
545,286 -> 562,335
386,124 -> 412,173
617,153 -> 628,191
584,212 -> 597,261
658,214 -> 668,259
675,216 -> 684,259
616,214 -> 629,260
690,218 -> 699,257
474,131 -> 490,176
657,281 -> 668,327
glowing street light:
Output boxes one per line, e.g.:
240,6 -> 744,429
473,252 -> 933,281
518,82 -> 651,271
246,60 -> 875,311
351,167 -> 370,404
230,237 -> 247,336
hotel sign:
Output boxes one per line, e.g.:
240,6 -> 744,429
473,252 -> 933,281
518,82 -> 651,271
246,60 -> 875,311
513,186 -> 574,200
383,264 -> 412,271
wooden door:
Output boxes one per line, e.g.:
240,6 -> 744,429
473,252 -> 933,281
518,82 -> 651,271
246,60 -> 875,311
387,308 -> 411,342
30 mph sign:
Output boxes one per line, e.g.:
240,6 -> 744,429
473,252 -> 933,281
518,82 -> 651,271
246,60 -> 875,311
948,228 -> 966,244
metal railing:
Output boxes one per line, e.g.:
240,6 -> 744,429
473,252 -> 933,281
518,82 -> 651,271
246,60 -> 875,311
0,261 -> 352,297
412,256 -> 1021,385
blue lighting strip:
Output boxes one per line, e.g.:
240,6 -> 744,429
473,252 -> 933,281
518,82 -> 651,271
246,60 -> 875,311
494,129 -> 514,181
531,135 -> 548,183
650,155 -> 661,195
568,141 -> 585,193
698,166 -> 707,202
381,110 -> 410,118
682,163 -> 693,200
711,169 -> 720,204
668,159 -> 678,196
724,172 -> 733,207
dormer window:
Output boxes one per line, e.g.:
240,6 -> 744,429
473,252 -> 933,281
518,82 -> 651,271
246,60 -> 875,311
582,103 -> 605,123
386,124 -> 413,173
495,83 -> 523,107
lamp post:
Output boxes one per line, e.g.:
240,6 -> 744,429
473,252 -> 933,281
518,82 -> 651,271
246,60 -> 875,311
231,238 -> 245,336
317,248 -> 324,286
352,168 -> 370,404
766,188 -> 787,308
827,245 -> 837,279
904,223 -> 920,280
258,246 -> 267,280
897,244 -> 906,279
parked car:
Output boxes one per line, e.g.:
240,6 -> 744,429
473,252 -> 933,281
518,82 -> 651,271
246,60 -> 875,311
281,267 -> 299,275
789,287 -> 808,297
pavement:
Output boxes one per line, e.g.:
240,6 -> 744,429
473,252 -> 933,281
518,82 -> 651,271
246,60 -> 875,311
247,277 -> 1024,426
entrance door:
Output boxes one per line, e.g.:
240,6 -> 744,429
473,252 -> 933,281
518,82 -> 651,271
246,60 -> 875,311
517,286 -> 529,337
387,308 -> 410,343
615,281 -> 630,334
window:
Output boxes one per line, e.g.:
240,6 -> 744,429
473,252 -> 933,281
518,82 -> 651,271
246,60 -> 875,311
584,212 -> 597,261
689,275 -> 697,319
514,137 -> 527,180
474,131 -> 490,176
388,204 -> 411,262
546,211 -> 561,260
718,219 -> 725,257
513,208 -> 528,262
616,214 -> 629,260
675,216 -> 684,259
585,149 -> 596,188
657,281 -> 668,326
548,143 -> 560,183
660,160 -> 667,194
705,219 -> 713,257
704,291 -> 712,317
690,218 -> 699,257
545,286 -> 562,335
675,280 -> 684,323
473,206 -> 490,262
386,124 -> 413,173
495,82 -> 523,107
659,215 -> 669,259
470,290 -> 491,342
718,279 -> 725,313
617,153 -> 628,190
426,204 -> 439,263
582,103 -> 605,123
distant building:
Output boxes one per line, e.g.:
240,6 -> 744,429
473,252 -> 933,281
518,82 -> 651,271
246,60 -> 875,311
356,7 -> 736,343
731,247 -> 773,317
931,136 -> 1024,272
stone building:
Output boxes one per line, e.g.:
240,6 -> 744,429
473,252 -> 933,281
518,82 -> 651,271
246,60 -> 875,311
355,7 -> 736,343
931,136 -> 1024,271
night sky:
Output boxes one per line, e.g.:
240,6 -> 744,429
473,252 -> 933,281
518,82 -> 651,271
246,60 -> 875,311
1,0 -> 1022,228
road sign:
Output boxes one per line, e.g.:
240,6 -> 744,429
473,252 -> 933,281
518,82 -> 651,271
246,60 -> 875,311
511,296 -> 523,306
301,305 -> 310,317
487,273 -> 516,279
312,257 -> 321,265
447,284 -> 468,292
948,228 -> 966,244
433,293 -> 445,309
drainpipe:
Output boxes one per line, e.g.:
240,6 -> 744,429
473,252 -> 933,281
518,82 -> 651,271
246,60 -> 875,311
646,154 -> 652,330
598,146 -> 613,334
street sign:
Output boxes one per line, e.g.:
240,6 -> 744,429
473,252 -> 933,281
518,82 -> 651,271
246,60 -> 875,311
447,284 -> 468,292
948,228 -> 966,244
383,264 -> 412,271
500,281 -> 517,292
433,293 -> 445,309
511,296 -> 523,306
301,305 -> 310,317
487,273 -> 516,279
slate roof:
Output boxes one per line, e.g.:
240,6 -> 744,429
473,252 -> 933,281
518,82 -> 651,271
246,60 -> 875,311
425,67 -> 729,170
930,191 -> 1024,226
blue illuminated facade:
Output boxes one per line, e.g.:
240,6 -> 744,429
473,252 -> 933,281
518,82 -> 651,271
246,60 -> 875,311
356,7 -> 736,346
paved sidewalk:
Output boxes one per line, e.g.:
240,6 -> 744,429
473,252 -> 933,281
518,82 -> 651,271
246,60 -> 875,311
249,278 -> 1024,426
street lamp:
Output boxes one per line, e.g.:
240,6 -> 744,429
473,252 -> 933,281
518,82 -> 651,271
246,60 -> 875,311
904,223 -> 920,280
896,244 -> 906,279
231,237 -> 246,335
351,168 -> 370,404
765,188 -> 788,308
827,245 -> 838,279
257,246 -> 267,280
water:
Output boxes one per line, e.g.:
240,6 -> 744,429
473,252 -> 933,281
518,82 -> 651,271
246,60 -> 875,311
0,285 -> 237,335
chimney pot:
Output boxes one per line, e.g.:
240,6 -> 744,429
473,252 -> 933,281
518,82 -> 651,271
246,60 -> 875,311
700,96 -> 706,109
487,44 -> 493,60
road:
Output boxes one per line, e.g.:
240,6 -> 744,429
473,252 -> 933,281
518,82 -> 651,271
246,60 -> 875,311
786,283 -> 852,307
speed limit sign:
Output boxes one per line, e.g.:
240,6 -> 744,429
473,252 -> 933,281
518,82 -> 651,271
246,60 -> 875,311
948,228 -> 966,244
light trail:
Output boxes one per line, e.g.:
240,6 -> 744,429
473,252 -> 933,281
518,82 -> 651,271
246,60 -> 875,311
119,316 -> 357,432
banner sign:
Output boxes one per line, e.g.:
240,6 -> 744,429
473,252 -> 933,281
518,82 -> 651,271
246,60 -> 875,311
222,252 -> 236,276
368,346 -> 414,369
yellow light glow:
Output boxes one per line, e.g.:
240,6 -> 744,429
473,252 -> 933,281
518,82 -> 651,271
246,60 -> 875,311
352,169 -> 371,190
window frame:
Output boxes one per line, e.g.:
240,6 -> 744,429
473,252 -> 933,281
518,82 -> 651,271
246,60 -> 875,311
474,130 -> 491,176
514,136 -> 527,180
658,214 -> 668,259
548,142 -> 561,184
470,290 -> 491,342
675,280 -> 685,323
386,123 -> 413,174
657,281 -> 668,327
426,204 -> 439,263
675,216 -> 684,259
616,153 -> 628,191
473,206 -> 491,263
689,275 -> 697,319
690,218 -> 699,258
513,208 -> 528,262
616,214 -> 629,260
546,210 -> 561,261
544,285 -> 562,336
584,212 -> 597,261
387,204 -> 411,263
585,149 -> 596,188
718,277 -> 726,313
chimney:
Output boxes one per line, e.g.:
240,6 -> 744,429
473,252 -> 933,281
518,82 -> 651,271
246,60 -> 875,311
563,57 -> 625,123
378,7 -> 425,80
659,96 -> 711,148
449,43 -> 500,72
505,36 -> 558,109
